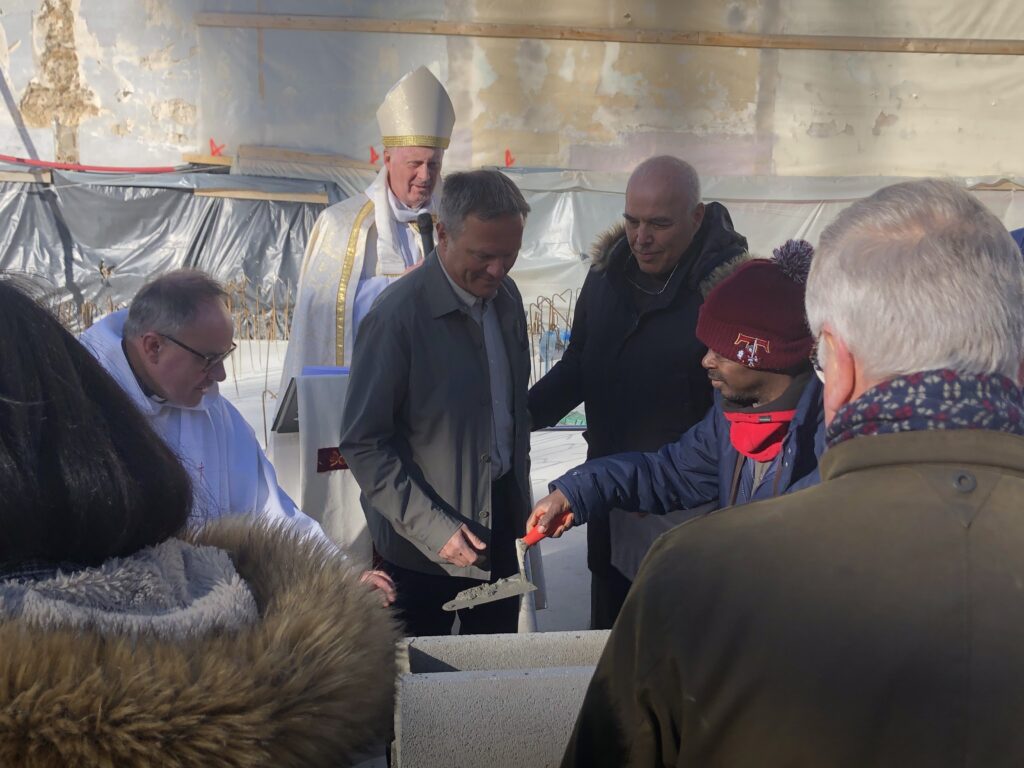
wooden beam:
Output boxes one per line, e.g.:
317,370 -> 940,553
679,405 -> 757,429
182,152 -> 233,167
0,169 -> 51,183
194,188 -> 329,204
195,12 -> 1024,56
237,144 -> 377,171
969,178 -> 1024,191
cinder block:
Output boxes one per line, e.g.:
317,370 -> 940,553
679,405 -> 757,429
393,630 -> 610,768
395,666 -> 597,768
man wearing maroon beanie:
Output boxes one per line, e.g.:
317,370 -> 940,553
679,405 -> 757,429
694,239 -> 821,503
528,239 -> 826,536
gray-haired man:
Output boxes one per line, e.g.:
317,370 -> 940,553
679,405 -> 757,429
340,170 -> 532,636
81,270 -> 396,603
81,271 -> 319,532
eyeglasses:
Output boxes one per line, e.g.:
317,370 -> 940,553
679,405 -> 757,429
809,336 -> 825,382
809,337 -> 822,374
160,334 -> 236,372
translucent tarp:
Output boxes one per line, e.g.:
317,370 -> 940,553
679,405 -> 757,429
2,167 -> 1023,334
0,170 -> 324,328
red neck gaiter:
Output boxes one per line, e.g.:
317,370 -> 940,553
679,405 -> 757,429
723,410 -> 797,461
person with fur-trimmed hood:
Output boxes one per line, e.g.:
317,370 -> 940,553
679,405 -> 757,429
0,279 -> 399,768
527,155 -> 749,629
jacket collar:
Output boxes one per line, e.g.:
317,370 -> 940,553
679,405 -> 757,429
80,310 -> 162,416
820,428 -> 1024,482
80,309 -> 216,415
437,250 -> 481,309
791,374 -> 823,429
590,202 -> 750,299
716,373 -> 822,429
423,250 -> 466,318
0,518 -> 400,766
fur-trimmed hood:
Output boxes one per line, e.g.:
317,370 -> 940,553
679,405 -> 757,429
0,518 -> 401,767
588,201 -> 752,298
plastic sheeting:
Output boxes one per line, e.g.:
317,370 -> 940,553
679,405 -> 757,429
505,170 -> 1024,305
230,152 -> 373,201
0,171 -> 324,328
3,168 -> 1024,334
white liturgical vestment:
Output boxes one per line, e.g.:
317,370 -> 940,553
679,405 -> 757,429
278,166 -> 437,390
82,310 -> 328,542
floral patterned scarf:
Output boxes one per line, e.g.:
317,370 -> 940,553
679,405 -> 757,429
826,369 -> 1024,448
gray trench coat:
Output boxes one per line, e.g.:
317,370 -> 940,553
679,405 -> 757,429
340,251 -> 531,579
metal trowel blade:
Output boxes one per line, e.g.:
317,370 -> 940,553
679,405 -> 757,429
442,574 -> 536,611
443,537 -> 536,611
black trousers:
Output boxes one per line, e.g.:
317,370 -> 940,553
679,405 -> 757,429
383,474 -> 521,637
587,510 -> 635,629
590,566 -> 633,630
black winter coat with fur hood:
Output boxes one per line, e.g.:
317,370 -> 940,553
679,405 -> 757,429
528,202 -> 749,574
0,518 -> 401,768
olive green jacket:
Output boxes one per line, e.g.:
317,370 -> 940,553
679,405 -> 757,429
565,429 -> 1024,767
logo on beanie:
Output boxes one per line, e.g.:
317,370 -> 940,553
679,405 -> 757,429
734,333 -> 771,368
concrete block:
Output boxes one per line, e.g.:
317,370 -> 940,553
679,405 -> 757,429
394,630 -> 610,768
395,666 -> 597,768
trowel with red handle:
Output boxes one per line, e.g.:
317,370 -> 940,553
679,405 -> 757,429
442,510 -> 573,612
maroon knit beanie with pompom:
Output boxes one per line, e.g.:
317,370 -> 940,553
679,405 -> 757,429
695,239 -> 814,372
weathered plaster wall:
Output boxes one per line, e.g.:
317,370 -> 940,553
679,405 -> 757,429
773,49 -> 1024,176
447,0 -> 768,172
780,0 -> 1022,38
767,0 -> 1024,176
451,36 -> 765,172
1,0 -> 1024,175
18,0 -> 99,162
448,0 -> 1024,175
1,0 -> 199,165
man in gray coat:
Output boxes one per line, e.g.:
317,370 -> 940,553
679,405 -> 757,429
340,170 -> 532,636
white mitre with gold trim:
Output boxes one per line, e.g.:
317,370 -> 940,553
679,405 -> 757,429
376,66 -> 455,149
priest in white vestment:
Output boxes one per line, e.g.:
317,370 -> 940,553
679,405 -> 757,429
81,271 -> 396,601
279,65 -> 456,383
83,308 -> 314,531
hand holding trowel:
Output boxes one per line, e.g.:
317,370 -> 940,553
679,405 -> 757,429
442,504 -> 574,612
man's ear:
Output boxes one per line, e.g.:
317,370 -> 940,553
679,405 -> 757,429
692,202 -> 705,230
139,332 -> 162,364
436,221 -> 449,255
821,327 -> 856,426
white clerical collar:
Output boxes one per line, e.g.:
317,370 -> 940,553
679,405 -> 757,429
438,253 -> 483,310
387,186 -> 425,224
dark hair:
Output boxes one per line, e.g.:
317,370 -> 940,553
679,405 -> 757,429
0,279 -> 193,566
438,170 -> 531,239
124,269 -> 227,339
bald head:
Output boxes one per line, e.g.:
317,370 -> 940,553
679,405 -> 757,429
628,156 -> 701,213
623,156 -> 705,275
